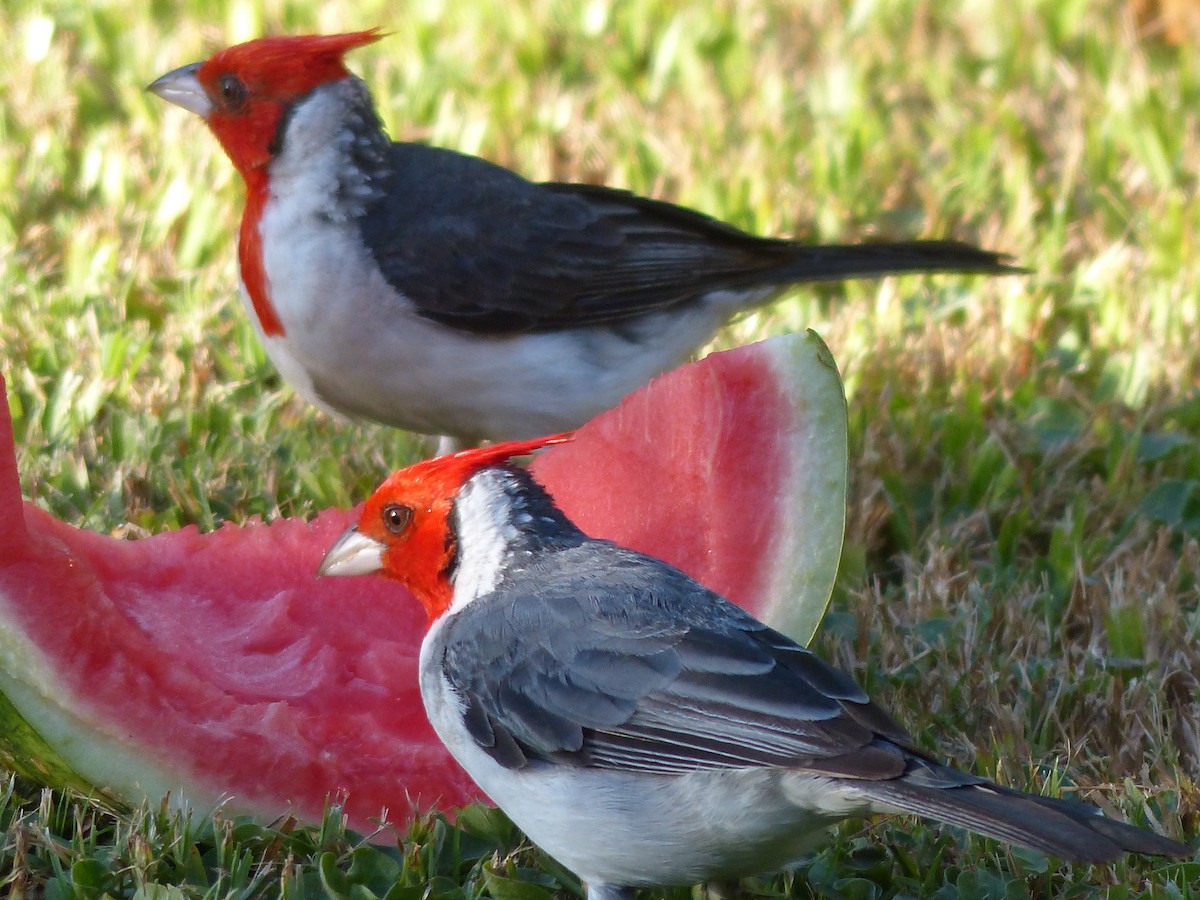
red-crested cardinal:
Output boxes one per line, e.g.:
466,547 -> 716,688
150,31 -> 1019,448
319,437 -> 1187,898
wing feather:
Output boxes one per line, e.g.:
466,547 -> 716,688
437,544 -> 915,778
358,144 -> 1012,334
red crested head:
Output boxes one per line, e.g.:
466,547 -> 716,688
320,433 -> 573,622
149,30 -> 385,337
152,30 -> 383,178
198,30 -> 382,113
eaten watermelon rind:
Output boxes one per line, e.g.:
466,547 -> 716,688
0,667 -> 120,805
0,601 -> 100,793
0,677 -> 100,795
758,330 -> 848,646
0,602 -> 179,810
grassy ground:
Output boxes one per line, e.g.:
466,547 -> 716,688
1,0 -> 1198,896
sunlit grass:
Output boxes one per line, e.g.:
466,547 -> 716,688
1,0 -> 1197,896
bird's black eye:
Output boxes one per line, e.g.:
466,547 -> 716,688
217,74 -> 247,111
382,504 -> 413,535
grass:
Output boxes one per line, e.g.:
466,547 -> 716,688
1,0 -> 1198,895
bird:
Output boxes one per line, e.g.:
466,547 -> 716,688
318,436 -> 1188,899
150,30 -> 1019,450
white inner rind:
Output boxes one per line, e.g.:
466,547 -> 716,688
0,593 -> 275,820
0,607 -> 188,804
759,330 -> 849,647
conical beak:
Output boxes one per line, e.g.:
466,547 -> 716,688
319,526 -> 386,577
147,62 -> 211,117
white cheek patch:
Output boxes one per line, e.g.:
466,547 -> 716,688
268,82 -> 374,218
450,472 -> 524,612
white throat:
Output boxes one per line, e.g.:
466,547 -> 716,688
449,470 -> 526,612
269,78 -> 384,221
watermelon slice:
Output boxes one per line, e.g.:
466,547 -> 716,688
531,329 -> 847,646
0,330 -> 846,831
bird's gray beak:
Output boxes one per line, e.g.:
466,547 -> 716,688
318,527 -> 386,577
147,62 -> 212,118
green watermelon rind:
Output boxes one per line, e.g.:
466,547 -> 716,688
0,604 -> 196,810
0,669 -> 119,804
759,330 -> 848,646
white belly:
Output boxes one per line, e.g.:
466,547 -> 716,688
251,223 -> 730,443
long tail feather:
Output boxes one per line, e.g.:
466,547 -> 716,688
857,759 -> 1188,863
770,240 -> 1022,284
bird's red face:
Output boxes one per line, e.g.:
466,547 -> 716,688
151,30 -> 382,177
320,434 -> 572,622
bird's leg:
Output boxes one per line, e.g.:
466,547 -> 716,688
435,434 -> 468,457
585,883 -> 637,900
703,879 -> 741,900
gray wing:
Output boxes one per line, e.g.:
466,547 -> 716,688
358,144 -> 1014,335
358,144 -> 800,334
437,545 -> 915,778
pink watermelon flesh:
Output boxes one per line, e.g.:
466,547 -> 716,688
533,329 -> 847,644
0,459 -> 470,827
532,340 -> 783,611
0,332 -> 846,832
